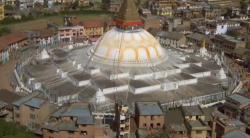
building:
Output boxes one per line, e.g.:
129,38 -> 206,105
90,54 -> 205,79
222,130 -> 250,138
0,32 -> 28,64
181,105 -> 210,138
28,29 -> 57,47
58,26 -> 86,42
165,105 -> 211,138
18,0 -> 34,9
0,3 -> 4,21
102,0 -> 121,13
212,110 -> 246,138
115,102 -> 130,137
165,108 -> 188,138
142,15 -> 162,30
157,31 -> 186,47
222,94 -> 250,133
203,6 -> 221,19
82,20 -> 104,39
13,92 -> 53,131
135,102 -> 164,129
42,103 -> 96,138
151,0 -> 176,17
187,33 -> 212,48
4,0 -> 16,6
207,0 -> 235,8
223,94 -> 250,119
135,102 -> 164,137
0,89 -> 21,121
212,34 -> 246,56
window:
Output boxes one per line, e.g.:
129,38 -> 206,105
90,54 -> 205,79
144,123 -> 147,128
151,115 -> 154,120
30,107 -> 35,111
157,123 -> 161,127
15,113 -> 20,118
80,131 -> 87,136
15,106 -> 19,110
68,131 -> 74,135
150,123 -> 154,128
30,114 -> 36,119
196,130 -> 202,134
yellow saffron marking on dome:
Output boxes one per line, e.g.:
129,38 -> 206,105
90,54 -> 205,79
145,47 -> 151,60
153,46 -> 160,58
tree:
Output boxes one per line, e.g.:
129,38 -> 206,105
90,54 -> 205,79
240,0 -> 247,9
0,27 -> 11,37
0,119 -> 35,138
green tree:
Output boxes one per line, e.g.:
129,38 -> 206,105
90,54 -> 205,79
0,119 -> 35,138
0,27 -> 11,37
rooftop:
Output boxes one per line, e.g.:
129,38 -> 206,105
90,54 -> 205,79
24,98 -> 46,109
136,101 -> 163,116
188,120 -> 210,130
51,103 -> 94,125
0,32 -> 28,51
227,94 -> 250,107
158,31 -> 185,41
223,130 -> 250,138
182,105 -> 204,116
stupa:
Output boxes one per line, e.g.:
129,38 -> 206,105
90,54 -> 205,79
90,0 -> 166,67
14,0 -> 230,110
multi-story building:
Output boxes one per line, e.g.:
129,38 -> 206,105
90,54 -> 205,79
212,34 -> 246,57
203,6 -> 221,19
13,92 -> 53,130
135,101 -> 165,129
0,3 -> 4,21
102,0 -> 121,13
42,103 -> 96,138
0,89 -> 21,121
58,26 -> 86,42
157,31 -> 186,48
187,33 -> 212,48
151,0 -> 176,16
0,32 -> 28,64
115,102 -> 130,138
135,101 -> 165,137
4,0 -> 16,7
166,105 -> 211,138
181,105 -> 210,138
82,20 -> 104,40
165,108 -> 188,138
222,94 -> 250,133
207,0 -> 234,8
142,15 -> 162,30
212,110 -> 246,138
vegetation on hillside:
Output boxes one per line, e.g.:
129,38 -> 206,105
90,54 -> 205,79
0,119 -> 35,138
0,27 -> 11,37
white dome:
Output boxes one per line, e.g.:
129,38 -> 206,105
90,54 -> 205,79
90,28 -> 166,67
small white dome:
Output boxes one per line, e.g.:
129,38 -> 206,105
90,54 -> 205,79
90,28 -> 166,67
39,49 -> 50,60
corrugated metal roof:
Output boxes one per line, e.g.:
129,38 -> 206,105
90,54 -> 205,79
223,130 -> 250,138
182,105 -> 203,116
136,102 -> 163,116
24,98 -> 45,109
228,94 -> 250,106
12,92 -> 40,107
77,116 -> 95,125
